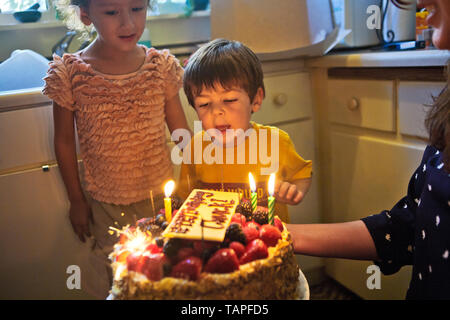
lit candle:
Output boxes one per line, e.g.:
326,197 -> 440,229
268,173 -> 276,225
248,173 -> 258,212
164,180 -> 175,223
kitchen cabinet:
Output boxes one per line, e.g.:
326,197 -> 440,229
0,96 -> 93,299
0,164 -> 92,299
310,59 -> 447,299
253,71 -> 322,275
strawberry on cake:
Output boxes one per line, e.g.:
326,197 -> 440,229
109,189 -> 300,300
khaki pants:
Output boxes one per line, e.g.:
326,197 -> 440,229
82,194 -> 165,299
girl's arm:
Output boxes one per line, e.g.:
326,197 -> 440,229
286,220 -> 378,260
53,102 -> 92,242
165,93 -> 192,145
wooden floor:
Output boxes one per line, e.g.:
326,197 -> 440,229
309,277 -> 362,300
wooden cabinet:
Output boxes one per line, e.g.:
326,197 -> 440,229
328,79 -> 395,132
253,72 -> 313,124
0,164 -> 92,299
317,70 -> 446,299
0,98 -> 93,299
398,81 -> 445,138
255,71 -> 322,274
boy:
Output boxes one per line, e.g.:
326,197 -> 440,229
177,39 -> 312,222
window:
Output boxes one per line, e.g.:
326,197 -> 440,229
0,0 -> 48,13
0,0 -> 204,15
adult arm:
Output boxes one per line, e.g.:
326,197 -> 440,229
286,220 -> 379,260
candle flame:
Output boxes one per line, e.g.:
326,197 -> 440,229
268,173 -> 275,196
164,180 -> 175,198
248,173 -> 256,192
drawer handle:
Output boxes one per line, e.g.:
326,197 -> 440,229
42,165 -> 50,172
273,93 -> 288,106
348,97 -> 360,111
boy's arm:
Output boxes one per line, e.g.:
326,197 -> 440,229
53,103 -> 92,242
286,221 -> 378,260
275,128 -> 312,205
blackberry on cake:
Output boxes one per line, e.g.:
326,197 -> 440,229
252,206 -> 269,225
154,237 -> 164,248
235,198 -> 253,220
224,223 -> 247,245
155,213 -> 166,226
163,238 -> 183,258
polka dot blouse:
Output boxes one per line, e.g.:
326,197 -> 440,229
362,146 -> 450,299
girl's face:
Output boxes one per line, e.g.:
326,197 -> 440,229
80,0 -> 148,52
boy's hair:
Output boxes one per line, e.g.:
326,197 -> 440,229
425,61 -> 450,172
183,38 -> 265,107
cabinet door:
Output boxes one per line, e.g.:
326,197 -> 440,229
328,79 -> 395,132
279,120 -> 323,274
252,72 -> 313,125
279,120 -> 319,225
0,166 -> 93,299
0,104 -> 54,171
327,132 -> 426,299
398,81 -> 446,138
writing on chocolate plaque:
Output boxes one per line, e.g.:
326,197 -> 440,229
162,189 -> 240,242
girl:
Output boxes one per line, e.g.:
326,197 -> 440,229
288,0 -> 450,299
43,0 -> 189,298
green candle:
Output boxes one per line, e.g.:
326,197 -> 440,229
248,173 -> 258,212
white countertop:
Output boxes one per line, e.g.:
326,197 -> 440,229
0,87 -> 50,112
306,49 -> 450,68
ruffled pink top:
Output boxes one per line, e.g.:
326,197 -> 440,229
43,47 -> 183,205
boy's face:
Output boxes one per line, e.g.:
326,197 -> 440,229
193,83 -> 264,145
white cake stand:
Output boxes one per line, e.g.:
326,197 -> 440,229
298,269 -> 310,300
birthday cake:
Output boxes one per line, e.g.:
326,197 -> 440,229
109,189 -> 300,300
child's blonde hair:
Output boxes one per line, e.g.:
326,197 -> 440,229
54,0 -> 155,40
54,0 -> 92,39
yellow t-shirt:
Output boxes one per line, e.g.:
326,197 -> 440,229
177,122 -> 312,222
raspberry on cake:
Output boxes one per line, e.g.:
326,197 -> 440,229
108,189 -> 300,300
